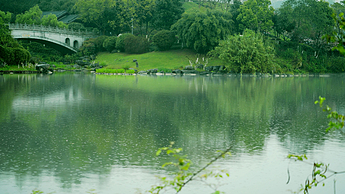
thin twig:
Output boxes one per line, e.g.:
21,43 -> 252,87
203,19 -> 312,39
176,146 -> 232,193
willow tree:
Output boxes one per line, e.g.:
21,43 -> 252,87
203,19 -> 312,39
209,30 -> 276,73
172,10 -> 233,53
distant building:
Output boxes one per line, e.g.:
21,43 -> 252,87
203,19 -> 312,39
42,11 -> 78,24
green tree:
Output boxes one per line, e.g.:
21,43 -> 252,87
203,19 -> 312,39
152,30 -> 176,50
124,35 -> 149,54
74,0 -> 115,34
68,22 -> 87,31
152,0 -> 184,30
107,0 -> 134,35
134,0 -> 155,34
229,0 -> 243,34
280,0 -> 334,50
116,33 -> 133,52
41,14 -> 68,28
0,15 -> 31,66
209,30 -> 276,73
172,10 -> 233,53
103,36 -> 118,52
272,4 -> 295,39
15,5 -> 42,25
38,0 -> 77,12
236,0 -> 274,33
0,10 -> 12,24
0,0 -> 40,15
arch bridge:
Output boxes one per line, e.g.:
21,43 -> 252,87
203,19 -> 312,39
9,23 -> 97,55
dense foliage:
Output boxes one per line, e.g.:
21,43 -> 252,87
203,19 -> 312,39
152,0 -> 184,30
152,30 -> 176,51
236,0 -> 274,33
172,10 -> 233,53
103,36 -> 118,52
116,33 -> 133,52
124,35 -> 149,54
209,30 -> 275,73
0,11 -> 31,66
15,5 -> 67,28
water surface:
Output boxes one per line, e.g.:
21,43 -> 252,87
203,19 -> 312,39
0,73 -> 344,194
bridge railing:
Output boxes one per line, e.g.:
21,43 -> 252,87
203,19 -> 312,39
8,23 -> 97,37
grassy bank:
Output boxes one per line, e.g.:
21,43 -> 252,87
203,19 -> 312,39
95,49 -> 226,71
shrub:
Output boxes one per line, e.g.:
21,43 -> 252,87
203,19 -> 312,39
121,64 -> 130,70
124,35 -> 150,54
96,68 -> 126,73
116,33 -> 133,52
126,69 -> 135,73
157,67 -> 172,73
79,38 -> 96,55
68,22 -> 87,31
209,29 -> 276,73
326,56 -> 345,72
117,69 -> 125,73
152,30 -> 176,51
94,35 -> 108,52
103,36 -> 118,52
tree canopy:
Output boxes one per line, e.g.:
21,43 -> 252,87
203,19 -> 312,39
236,0 -> 274,33
152,0 -> 184,30
172,10 -> 233,53
209,30 -> 276,73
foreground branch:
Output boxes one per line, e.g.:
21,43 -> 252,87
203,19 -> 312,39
176,146 -> 232,193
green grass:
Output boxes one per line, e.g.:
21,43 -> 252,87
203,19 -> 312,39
95,49 -> 226,71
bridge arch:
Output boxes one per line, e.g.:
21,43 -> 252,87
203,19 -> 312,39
9,23 -> 97,54
73,40 -> 79,49
65,38 -> 70,46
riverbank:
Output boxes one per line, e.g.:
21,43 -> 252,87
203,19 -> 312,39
94,49 -> 226,71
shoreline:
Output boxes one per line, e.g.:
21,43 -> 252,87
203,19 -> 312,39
2,70 -> 344,78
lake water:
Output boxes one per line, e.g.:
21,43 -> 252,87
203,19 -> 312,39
0,73 -> 345,194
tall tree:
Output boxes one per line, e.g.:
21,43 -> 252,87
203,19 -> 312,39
0,0 -> 40,15
152,0 -> 184,30
15,5 -> 42,25
172,10 -> 233,53
74,0 -> 116,34
236,0 -> 274,33
278,0 -> 334,52
209,29 -> 276,73
229,0 -> 243,34
134,0 -> 155,34
41,14 -> 68,28
0,14 -> 30,66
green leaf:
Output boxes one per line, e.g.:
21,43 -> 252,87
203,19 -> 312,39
156,149 -> 162,156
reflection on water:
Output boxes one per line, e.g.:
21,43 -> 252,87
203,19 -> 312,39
0,73 -> 345,194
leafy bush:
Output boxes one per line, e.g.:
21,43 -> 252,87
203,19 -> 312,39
157,67 -> 172,73
68,22 -> 87,31
326,56 -> 345,72
96,68 -> 126,73
94,36 -> 108,52
209,30 -> 276,73
117,69 -> 125,73
126,69 -> 135,73
124,35 -> 149,54
116,33 -> 133,52
103,36 -> 118,52
79,38 -> 96,55
152,30 -> 176,50
122,64 -> 130,70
